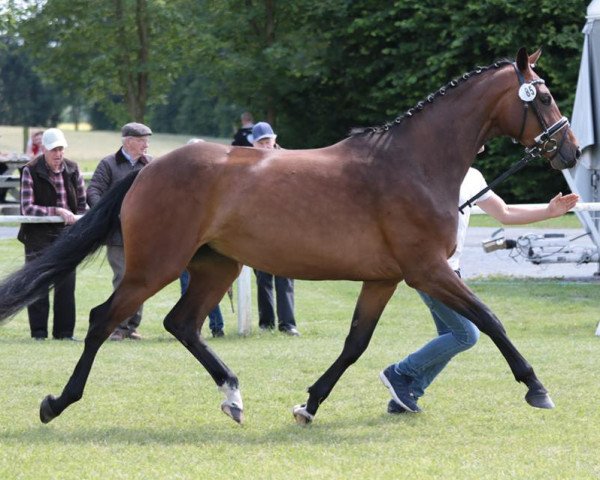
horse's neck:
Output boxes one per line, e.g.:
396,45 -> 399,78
391,67 -> 511,187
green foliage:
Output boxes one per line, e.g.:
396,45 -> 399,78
0,37 -> 63,126
18,0 -> 191,124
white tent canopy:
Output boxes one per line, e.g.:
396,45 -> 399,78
562,0 -> 600,270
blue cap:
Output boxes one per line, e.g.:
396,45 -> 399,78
249,122 -> 276,143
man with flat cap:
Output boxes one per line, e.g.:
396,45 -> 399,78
87,122 -> 153,341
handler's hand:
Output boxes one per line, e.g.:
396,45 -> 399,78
547,192 -> 579,217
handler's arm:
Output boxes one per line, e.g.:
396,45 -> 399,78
477,192 -> 579,225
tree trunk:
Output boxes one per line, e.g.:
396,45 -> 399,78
114,0 -> 149,122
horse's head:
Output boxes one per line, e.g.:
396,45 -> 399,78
500,47 -> 580,170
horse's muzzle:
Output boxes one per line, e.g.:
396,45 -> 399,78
550,145 -> 580,170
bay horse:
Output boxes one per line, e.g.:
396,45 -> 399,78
0,48 -> 580,425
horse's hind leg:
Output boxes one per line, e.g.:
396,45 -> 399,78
162,247 -> 244,423
293,280 -> 397,425
40,281 -> 155,423
412,266 -> 554,409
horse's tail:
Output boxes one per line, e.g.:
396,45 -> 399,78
0,170 -> 141,324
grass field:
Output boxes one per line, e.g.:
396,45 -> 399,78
0,237 -> 598,479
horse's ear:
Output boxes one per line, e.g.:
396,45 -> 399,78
528,48 -> 542,68
516,47 -> 529,71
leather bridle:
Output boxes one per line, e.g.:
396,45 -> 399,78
511,64 -> 570,161
458,64 -> 572,214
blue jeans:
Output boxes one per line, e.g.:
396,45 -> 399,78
179,270 -> 224,332
392,290 -> 480,399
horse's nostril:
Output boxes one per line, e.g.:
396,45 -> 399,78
576,147 -> 582,159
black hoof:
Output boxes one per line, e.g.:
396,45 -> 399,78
525,390 -> 555,409
221,403 -> 244,424
40,395 -> 58,424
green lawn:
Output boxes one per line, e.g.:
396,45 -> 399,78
470,212 -> 582,229
0,238 -> 598,479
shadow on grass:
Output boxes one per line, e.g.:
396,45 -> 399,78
0,411 -> 421,446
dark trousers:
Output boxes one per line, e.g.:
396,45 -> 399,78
254,270 -> 296,330
179,270 -> 224,332
0,162 -> 7,202
25,243 -> 76,339
106,245 -> 142,331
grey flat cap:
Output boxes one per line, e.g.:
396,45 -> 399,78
121,122 -> 152,137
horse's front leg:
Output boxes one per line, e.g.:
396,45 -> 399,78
293,280 -> 397,425
415,267 -> 554,410
463,299 -> 554,409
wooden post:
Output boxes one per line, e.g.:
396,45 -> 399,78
23,126 -> 30,154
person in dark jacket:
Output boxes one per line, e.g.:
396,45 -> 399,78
231,112 -> 254,147
87,122 -> 152,341
18,128 -> 86,340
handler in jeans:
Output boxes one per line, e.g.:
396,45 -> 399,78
87,122 -> 152,341
380,161 -> 579,414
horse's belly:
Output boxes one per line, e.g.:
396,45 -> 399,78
212,232 -> 402,281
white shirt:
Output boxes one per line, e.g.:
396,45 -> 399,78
448,167 -> 493,270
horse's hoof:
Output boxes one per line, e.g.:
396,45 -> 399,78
525,390 -> 555,409
292,404 -> 314,425
40,395 -> 58,424
221,402 -> 244,424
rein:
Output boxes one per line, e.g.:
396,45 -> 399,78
458,63 -> 570,214
458,146 -> 541,213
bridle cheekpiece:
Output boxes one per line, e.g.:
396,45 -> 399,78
511,64 -> 569,157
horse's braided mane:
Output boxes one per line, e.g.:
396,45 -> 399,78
349,58 -> 513,137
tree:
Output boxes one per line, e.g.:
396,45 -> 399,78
190,0 -> 586,200
0,38 -> 63,127
19,0 -> 191,125
0,3 -> 63,132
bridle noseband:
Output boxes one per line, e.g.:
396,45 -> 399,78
511,64 -> 570,158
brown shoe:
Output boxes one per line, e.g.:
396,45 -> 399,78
127,330 -> 143,340
109,330 -> 126,341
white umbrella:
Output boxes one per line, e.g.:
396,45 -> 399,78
565,0 -> 600,335
563,0 -> 600,265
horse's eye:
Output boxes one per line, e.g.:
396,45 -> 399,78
540,94 -> 552,106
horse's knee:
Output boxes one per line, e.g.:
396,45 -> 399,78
340,336 -> 370,364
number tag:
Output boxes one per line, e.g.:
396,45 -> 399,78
518,83 -> 537,102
